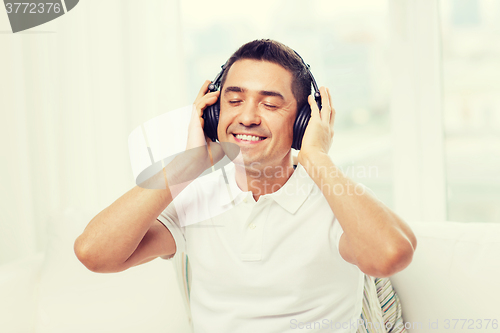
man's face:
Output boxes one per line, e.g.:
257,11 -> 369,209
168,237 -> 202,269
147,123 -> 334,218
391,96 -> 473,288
217,59 -> 297,169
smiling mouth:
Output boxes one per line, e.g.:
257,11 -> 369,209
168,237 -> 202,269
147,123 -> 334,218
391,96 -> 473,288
233,134 -> 267,143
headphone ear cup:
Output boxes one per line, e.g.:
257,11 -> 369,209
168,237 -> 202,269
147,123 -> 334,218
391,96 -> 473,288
292,104 -> 312,150
202,98 -> 220,142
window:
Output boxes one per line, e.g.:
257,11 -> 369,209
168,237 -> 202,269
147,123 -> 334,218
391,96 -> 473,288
441,0 -> 500,222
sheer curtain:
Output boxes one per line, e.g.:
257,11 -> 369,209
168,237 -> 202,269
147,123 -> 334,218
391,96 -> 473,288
0,0 -> 187,265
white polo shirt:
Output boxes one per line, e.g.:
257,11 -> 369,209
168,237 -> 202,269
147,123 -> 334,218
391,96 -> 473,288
157,163 -> 364,333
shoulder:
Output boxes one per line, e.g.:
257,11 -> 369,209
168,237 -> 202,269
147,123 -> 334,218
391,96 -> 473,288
169,166 -> 237,226
173,167 -> 227,205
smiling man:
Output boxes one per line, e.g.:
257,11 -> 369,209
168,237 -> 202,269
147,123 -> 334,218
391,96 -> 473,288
75,39 -> 417,333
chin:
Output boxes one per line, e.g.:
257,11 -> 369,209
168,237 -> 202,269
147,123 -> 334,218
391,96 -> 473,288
229,152 -> 262,170
232,153 -> 253,167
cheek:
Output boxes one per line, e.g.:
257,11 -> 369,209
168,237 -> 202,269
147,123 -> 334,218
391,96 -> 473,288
285,125 -> 295,143
273,117 -> 295,144
285,113 -> 297,135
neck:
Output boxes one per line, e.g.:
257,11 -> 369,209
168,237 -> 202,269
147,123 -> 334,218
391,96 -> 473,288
234,156 -> 295,201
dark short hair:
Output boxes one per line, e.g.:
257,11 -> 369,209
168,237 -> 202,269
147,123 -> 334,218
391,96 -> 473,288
220,39 -> 312,109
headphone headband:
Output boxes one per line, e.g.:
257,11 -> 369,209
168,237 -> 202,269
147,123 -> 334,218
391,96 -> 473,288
292,50 -> 321,100
208,62 -> 228,92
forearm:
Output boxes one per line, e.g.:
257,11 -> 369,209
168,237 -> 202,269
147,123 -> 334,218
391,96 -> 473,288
74,184 -> 171,268
74,152 -> 210,270
300,151 -> 417,275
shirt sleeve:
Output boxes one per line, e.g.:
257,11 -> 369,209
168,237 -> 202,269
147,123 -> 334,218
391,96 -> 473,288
156,201 -> 186,260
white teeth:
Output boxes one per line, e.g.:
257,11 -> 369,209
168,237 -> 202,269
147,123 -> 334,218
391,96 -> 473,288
235,134 -> 264,142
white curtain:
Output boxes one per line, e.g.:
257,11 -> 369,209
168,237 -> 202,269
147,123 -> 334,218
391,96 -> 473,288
0,0 -> 187,265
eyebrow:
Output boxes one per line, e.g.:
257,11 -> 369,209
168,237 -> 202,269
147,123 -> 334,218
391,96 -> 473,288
223,86 -> 284,100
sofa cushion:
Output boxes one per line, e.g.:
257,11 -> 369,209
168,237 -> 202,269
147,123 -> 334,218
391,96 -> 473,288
0,253 -> 44,333
390,221 -> 500,333
34,208 -> 192,333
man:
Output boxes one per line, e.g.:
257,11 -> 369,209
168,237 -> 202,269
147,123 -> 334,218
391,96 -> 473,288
75,39 -> 417,332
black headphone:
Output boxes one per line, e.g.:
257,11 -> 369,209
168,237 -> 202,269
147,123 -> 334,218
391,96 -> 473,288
202,51 -> 321,150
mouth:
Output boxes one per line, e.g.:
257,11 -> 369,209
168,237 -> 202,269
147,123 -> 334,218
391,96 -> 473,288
232,133 -> 267,144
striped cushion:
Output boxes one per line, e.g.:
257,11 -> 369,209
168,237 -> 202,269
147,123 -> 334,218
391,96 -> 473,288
376,277 -> 406,333
357,275 -> 407,333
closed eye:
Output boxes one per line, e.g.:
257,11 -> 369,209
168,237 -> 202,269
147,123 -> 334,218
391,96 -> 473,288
263,103 -> 277,109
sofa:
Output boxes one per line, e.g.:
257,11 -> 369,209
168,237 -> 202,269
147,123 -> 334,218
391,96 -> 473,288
0,208 -> 499,333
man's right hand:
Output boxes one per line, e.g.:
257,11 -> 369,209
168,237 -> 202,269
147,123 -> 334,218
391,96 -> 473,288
183,80 -> 226,172
187,80 -> 219,150
157,80 -> 226,193
139,80 -> 233,192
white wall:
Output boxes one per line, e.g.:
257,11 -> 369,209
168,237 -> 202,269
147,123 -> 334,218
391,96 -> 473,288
0,0 -> 187,264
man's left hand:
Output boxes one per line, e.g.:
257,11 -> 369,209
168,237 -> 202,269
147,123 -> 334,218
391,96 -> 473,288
297,86 -> 335,164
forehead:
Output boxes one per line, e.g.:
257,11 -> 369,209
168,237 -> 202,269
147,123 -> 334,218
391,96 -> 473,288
223,59 -> 294,96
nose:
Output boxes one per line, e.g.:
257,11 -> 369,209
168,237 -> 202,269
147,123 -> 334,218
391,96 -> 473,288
237,101 -> 261,127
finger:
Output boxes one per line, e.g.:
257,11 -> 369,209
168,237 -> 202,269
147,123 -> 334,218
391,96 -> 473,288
318,86 -> 331,124
308,95 -> 320,118
327,87 -> 336,128
195,80 -> 212,103
195,91 -> 220,116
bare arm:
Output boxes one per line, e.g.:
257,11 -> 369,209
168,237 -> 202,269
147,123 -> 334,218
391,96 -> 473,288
75,81 -> 222,273
298,87 -> 416,278
300,152 -> 416,277
74,182 -> 175,273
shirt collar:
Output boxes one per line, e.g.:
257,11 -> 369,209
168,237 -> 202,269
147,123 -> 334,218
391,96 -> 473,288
217,164 -> 246,207
218,163 -> 315,214
267,163 -> 315,214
